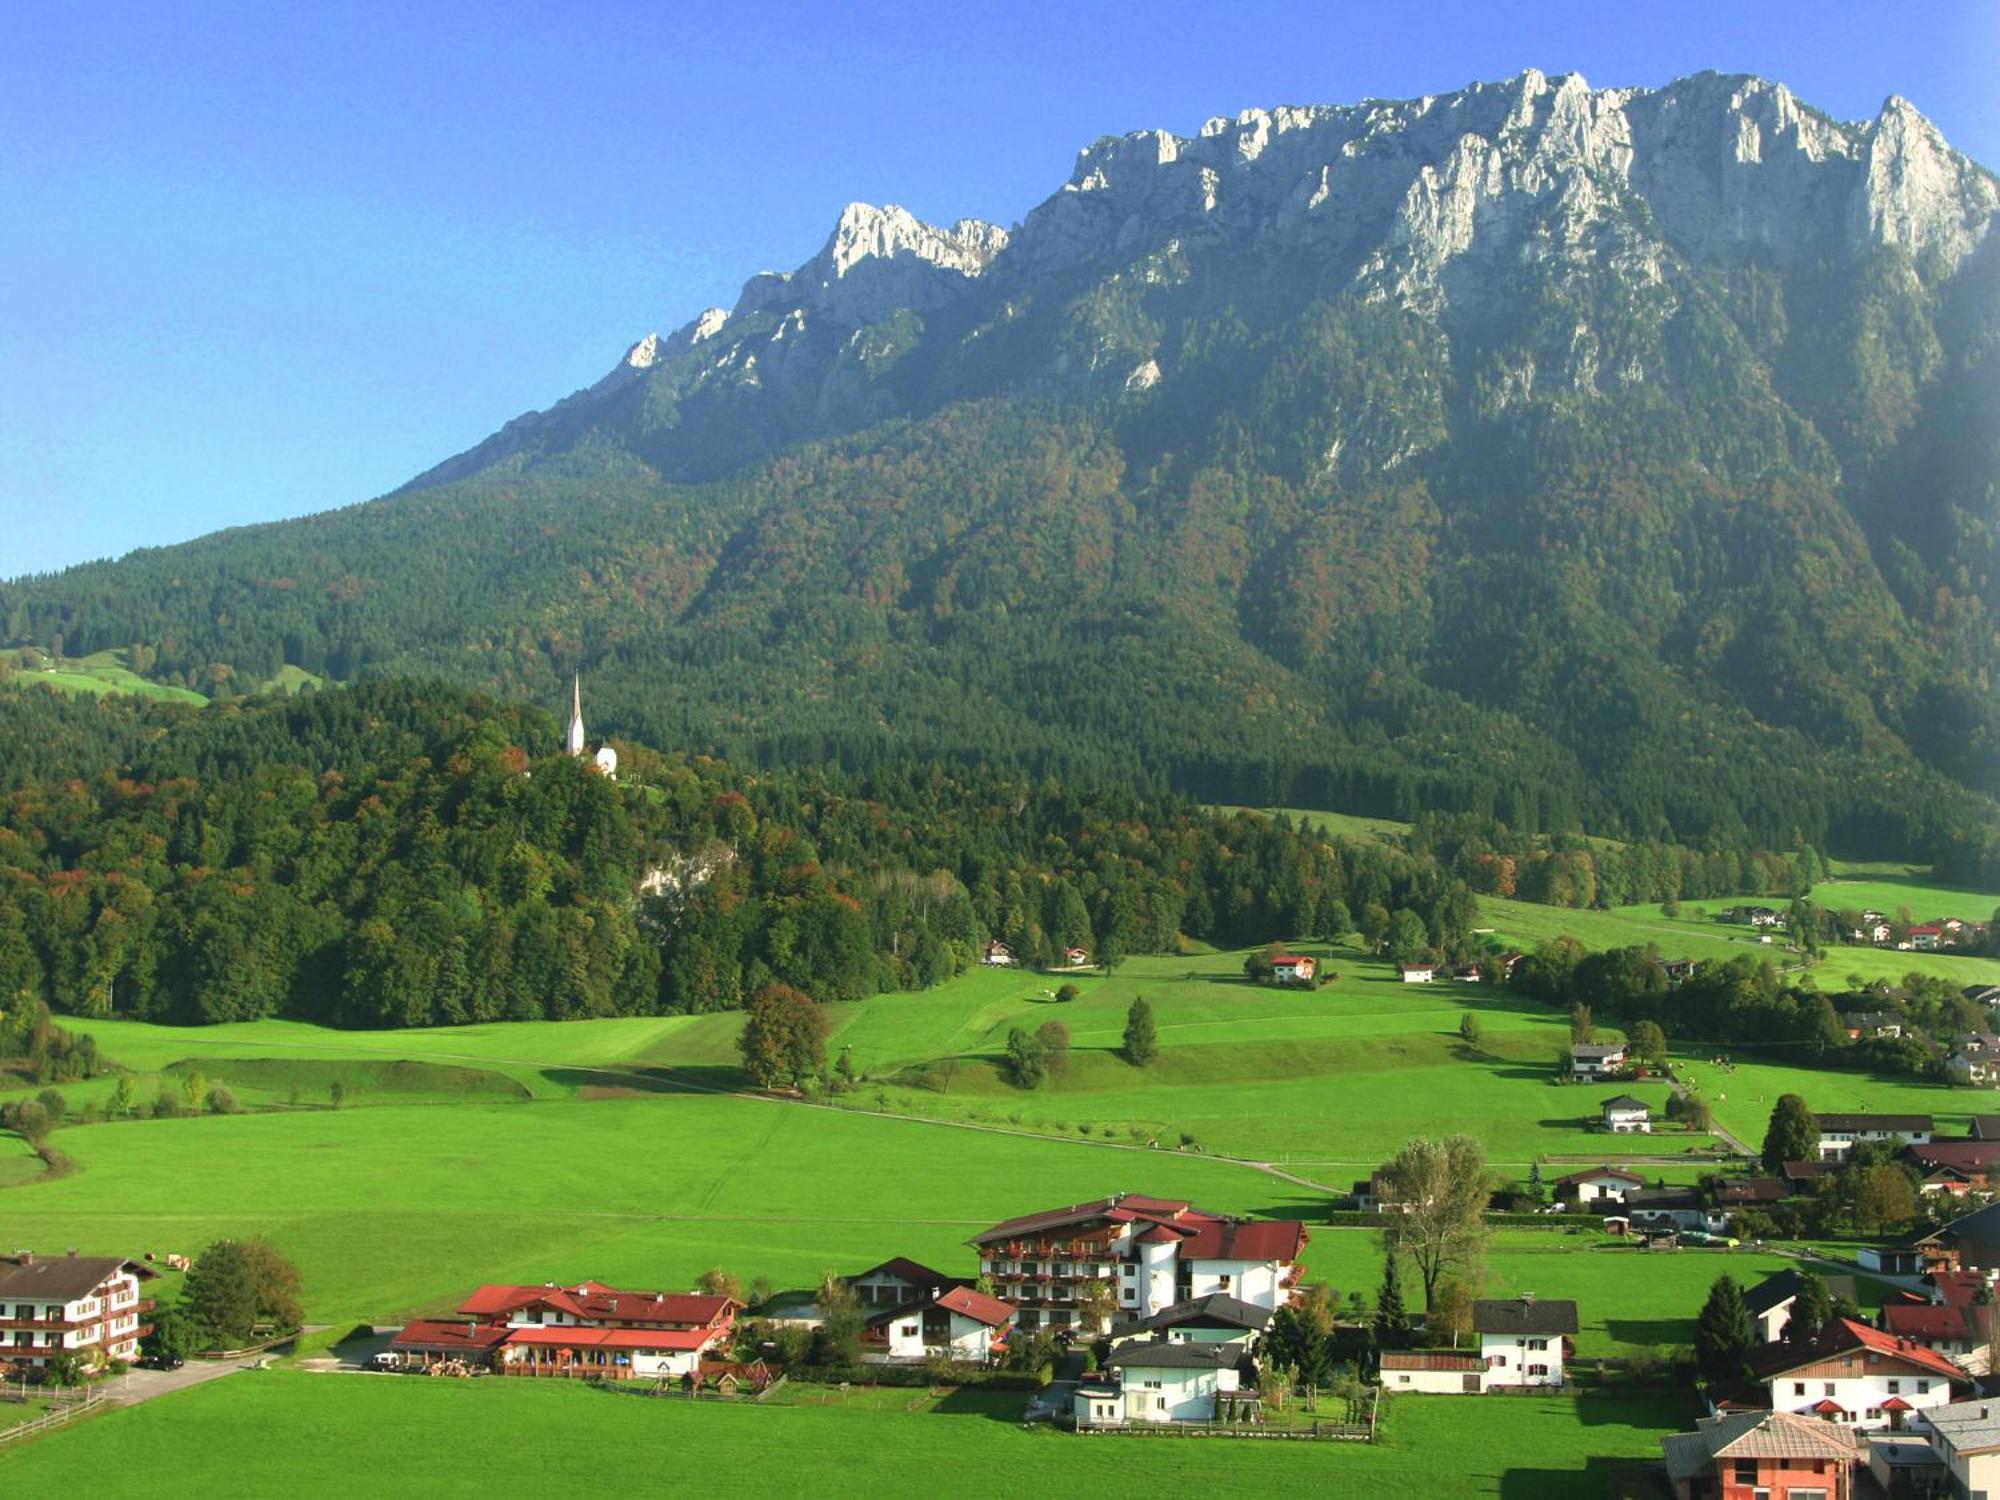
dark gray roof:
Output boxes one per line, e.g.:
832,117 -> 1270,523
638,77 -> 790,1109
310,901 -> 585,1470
1931,1200 -> 2000,1247
1600,1095 -> 1650,1111
1571,1043 -> 1624,1058
1741,1269 -> 1860,1318
1624,1187 -> 1701,1209
1125,1294 -> 1274,1336
1472,1297 -> 1579,1336
0,1254 -> 148,1303
1105,1336 -> 1249,1371
1816,1113 -> 1933,1132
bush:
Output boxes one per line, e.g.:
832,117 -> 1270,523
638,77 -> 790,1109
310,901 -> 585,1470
1055,984 -> 1080,1004
34,1088 -> 66,1125
207,1086 -> 240,1116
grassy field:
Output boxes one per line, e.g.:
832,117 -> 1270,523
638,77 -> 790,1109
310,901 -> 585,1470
1677,1053 -> 1988,1151
0,1370 -> 1692,1498
1,648 -> 326,704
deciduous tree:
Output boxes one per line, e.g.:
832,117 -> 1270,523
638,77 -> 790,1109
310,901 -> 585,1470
1761,1094 -> 1818,1173
1377,1134 -> 1491,1305
737,983 -> 829,1088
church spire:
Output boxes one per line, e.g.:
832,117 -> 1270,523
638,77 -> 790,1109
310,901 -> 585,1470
566,673 -> 586,756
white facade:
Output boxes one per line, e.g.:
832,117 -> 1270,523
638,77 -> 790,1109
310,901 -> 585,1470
2,1267 -> 147,1367
1481,1330 -> 1566,1388
1570,1046 -> 1626,1079
1818,1122 -> 1934,1160
1380,1356 -> 1483,1393
1602,1102 -> 1652,1134
1561,1172 -> 1642,1205
1767,1369 -> 1951,1430
1088,1361 -> 1242,1423
871,1309 -> 1003,1364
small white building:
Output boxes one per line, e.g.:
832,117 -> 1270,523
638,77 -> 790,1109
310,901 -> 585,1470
1397,962 -> 1436,984
1380,1349 -> 1484,1393
1553,1166 -> 1647,1206
1570,1042 -> 1626,1080
1268,953 -> 1316,985
1079,1337 -> 1250,1424
1475,1296 -> 1577,1389
1816,1114 -> 1934,1161
982,940 -> 1018,967
863,1285 -> 1014,1364
0,1255 -> 154,1374
1600,1095 -> 1652,1134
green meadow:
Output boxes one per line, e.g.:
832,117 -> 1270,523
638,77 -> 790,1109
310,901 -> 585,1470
0,1369 -> 1692,1498
1,647 -> 326,704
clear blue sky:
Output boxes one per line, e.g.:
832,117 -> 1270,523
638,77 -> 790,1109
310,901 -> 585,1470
3,0 -> 1995,578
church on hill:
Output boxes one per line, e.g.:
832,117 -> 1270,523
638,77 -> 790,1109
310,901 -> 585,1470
567,675 -> 618,778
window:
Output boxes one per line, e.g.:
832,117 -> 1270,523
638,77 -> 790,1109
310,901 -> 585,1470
1156,1397 -> 1166,1412
1918,1380 -> 1931,1394
1887,1379 -> 1901,1394
1528,1338 -> 1547,1351
1823,1383 -> 1836,1397
1793,1382 -> 1807,1396
1218,1275 -> 1231,1291
1397,1375 -> 1410,1385
1734,1459 -> 1758,1483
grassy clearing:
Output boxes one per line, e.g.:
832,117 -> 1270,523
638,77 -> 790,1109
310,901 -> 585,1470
7,650 -> 208,704
0,1369 -> 1692,1497
1676,1053 -> 1986,1151
1211,805 -> 1412,845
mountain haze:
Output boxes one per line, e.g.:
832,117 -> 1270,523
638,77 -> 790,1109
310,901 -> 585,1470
6,70 -> 1997,849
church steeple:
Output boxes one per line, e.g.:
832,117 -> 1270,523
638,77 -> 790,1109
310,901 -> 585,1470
566,673 -> 586,756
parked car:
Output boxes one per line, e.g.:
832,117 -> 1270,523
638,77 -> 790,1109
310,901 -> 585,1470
368,1351 -> 402,1371
141,1353 -> 184,1371
1680,1230 -> 1741,1248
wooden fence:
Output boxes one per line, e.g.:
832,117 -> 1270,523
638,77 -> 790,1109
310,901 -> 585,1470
0,1387 -> 100,1446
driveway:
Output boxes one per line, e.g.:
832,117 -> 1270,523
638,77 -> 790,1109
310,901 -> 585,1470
294,1326 -> 396,1373
101,1355 -> 257,1406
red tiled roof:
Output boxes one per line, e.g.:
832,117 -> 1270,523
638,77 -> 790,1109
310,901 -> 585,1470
503,1326 -> 718,1351
1883,1304 -> 1976,1342
1178,1218 -> 1308,1261
1757,1319 -> 1965,1382
848,1257 -> 956,1288
390,1320 -> 511,1351
1880,1397 -> 1914,1412
1380,1351 -> 1481,1371
1909,1143 -> 2000,1171
1811,1398 -> 1847,1415
457,1283 -> 737,1328
971,1195 -> 1210,1244
934,1286 -> 1013,1327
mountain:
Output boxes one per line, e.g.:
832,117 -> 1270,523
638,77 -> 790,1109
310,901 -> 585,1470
5,70 -> 1997,850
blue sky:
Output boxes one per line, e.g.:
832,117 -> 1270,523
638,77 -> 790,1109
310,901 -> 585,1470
3,0 -> 1995,578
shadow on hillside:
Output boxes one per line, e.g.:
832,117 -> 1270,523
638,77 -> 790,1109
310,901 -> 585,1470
542,1065 -> 744,1097
930,1387 -> 1031,1422
1603,1317 -> 1689,1347
1499,1458 -> 1657,1498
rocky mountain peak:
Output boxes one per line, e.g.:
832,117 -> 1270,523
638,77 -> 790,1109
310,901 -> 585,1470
733,201 -> 1010,324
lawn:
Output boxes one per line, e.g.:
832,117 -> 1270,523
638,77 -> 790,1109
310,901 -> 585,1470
3,649 -> 207,704
0,1369 -> 1693,1498
1676,1053 -> 1986,1151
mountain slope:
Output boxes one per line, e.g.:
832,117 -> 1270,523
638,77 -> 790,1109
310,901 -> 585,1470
5,70 -> 1996,849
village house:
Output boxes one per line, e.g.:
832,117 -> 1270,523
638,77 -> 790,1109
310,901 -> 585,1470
982,940 -> 1018,967
1781,1160 -> 1840,1191
1842,1010 -> 1904,1040
1747,1319 -> 1961,1430
1856,920 -> 1893,945
1601,1094 -> 1652,1134
0,1252 -> 155,1375
1063,946 -> 1090,967
1570,1041 -> 1627,1080
1717,1177 -> 1788,1211
1856,1244 -> 1929,1277
1723,906 -> 1785,928
1904,1141 -> 2000,1195
1923,1396 -> 2000,1497
1552,1166 -> 1647,1207
1397,961 -> 1436,984
845,1257 -> 961,1310
387,1280 -> 742,1381
1267,953 -> 1316,986
1909,925 -> 1944,952
1815,1114 -> 1934,1161
861,1285 -> 1014,1364
1946,1037 -> 2000,1088
970,1195 -> 1307,1334
1474,1295 -> 1577,1389
1916,1203 -> 2000,1277
1073,1337 -> 1257,1427
1656,958 -> 1700,987
1660,1410 -> 1862,1500
1741,1270 -> 1861,1346
1121,1293 -> 1273,1345
1452,962 -> 1483,983
1496,951 -> 1527,981
1880,1294 -> 1988,1376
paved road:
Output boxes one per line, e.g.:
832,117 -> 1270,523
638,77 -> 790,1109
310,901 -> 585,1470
101,1355 -> 257,1406
296,1326 -> 395,1373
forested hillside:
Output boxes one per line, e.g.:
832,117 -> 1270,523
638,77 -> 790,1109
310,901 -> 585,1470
4,72 -> 1995,855
0,683 -> 1475,1028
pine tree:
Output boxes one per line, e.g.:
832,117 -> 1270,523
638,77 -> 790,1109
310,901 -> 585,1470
1782,1275 -> 1833,1344
1373,1252 -> 1411,1351
1122,996 -> 1158,1067
1761,1094 -> 1819,1173
1528,1159 -> 1546,1205
1694,1275 -> 1754,1385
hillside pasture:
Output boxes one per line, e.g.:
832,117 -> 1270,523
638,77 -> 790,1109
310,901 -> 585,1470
0,1368 -> 1692,1498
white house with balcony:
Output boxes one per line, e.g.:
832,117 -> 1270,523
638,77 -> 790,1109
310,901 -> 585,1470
0,1253 -> 155,1374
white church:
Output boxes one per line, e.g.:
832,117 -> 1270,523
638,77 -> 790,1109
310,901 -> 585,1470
567,675 -> 618,778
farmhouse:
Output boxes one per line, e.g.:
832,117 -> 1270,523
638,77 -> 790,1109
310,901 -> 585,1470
1816,1114 -> 1933,1160
982,940 -> 1018,967
846,1257 -> 961,1309
1552,1166 -> 1646,1206
1843,1010 -> 1904,1040
1946,1038 -> 2000,1088
1600,1095 -> 1652,1133
1623,1187 -> 1730,1236
1660,1410 -> 1861,1500
1923,1397 -> 2000,1497
1268,953 -> 1316,985
1396,962 -> 1436,984
1748,1318 -> 1961,1430
1717,1176 -> 1787,1209
1074,1337 -> 1257,1426
1742,1270 -> 1861,1345
1656,958 -> 1699,987
1904,1141 -> 2000,1194
1452,963 -> 1483,983
970,1195 -> 1307,1333
1473,1295 -> 1577,1390
1880,1300 -> 1985,1374
1570,1042 -> 1626,1080
386,1280 -> 744,1380
1916,1201 -> 2000,1276
1063,946 -> 1090,967
0,1253 -> 155,1375
861,1285 -> 1014,1364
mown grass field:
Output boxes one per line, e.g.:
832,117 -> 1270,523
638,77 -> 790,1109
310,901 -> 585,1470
0,1370 -> 1692,1498
7,649 -> 208,704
